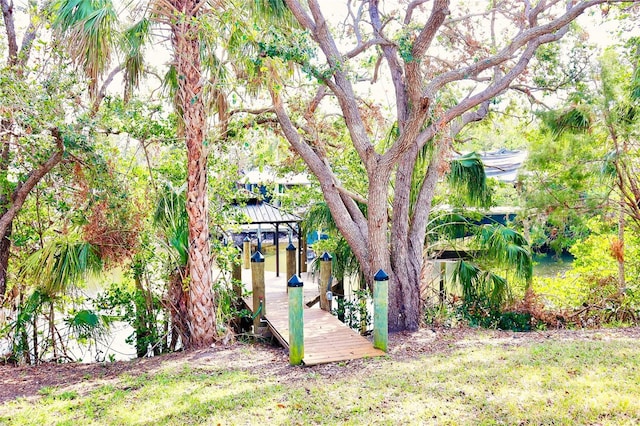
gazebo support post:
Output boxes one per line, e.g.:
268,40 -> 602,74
275,223 -> 280,277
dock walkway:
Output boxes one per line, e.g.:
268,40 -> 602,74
242,269 -> 385,366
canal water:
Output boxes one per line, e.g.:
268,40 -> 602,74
32,247 -> 574,363
532,252 -> 574,278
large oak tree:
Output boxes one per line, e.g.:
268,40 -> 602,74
265,0 -> 638,331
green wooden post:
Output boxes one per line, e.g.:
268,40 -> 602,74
242,236 -> 251,269
319,252 -> 332,311
373,269 -> 389,352
301,238 -> 308,273
288,274 -> 304,365
286,241 -> 296,292
232,250 -> 242,298
251,250 -> 265,334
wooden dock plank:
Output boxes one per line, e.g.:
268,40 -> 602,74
241,268 -> 385,365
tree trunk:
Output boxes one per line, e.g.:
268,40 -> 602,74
167,268 -> 189,351
617,203 -> 625,295
133,273 -> 154,357
170,0 -> 217,348
0,220 -> 11,303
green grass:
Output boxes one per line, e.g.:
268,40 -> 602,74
1,337 -> 639,425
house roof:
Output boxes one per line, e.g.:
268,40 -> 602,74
478,149 -> 528,182
240,167 -> 310,185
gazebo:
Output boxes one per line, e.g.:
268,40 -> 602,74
232,198 -> 303,277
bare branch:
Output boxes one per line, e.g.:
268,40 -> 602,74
228,106 -> 275,117
411,0 -> 449,60
1,0 -> 18,64
405,0 -> 431,25
333,183 -> 368,206
92,64 -> 125,115
345,37 -> 390,59
370,0 -> 409,126
271,89 -> 370,264
424,0 -> 605,98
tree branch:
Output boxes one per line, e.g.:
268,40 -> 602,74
271,89 -> 370,266
0,128 -> 64,240
333,183 -> 368,206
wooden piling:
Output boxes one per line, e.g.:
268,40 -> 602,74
288,274 -> 304,365
336,278 -> 345,322
242,236 -> 251,269
251,250 -> 265,334
439,261 -> 446,303
319,252 -> 332,311
373,269 -> 389,352
286,242 -> 296,291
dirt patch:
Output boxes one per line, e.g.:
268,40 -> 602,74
1,326 -> 638,404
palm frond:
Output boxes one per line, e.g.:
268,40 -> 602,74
453,261 -> 511,309
452,260 -> 481,303
52,0 -> 117,98
409,138 -> 434,214
540,105 -> 593,138
301,202 -> 339,236
22,238 -> 102,297
631,64 -> 640,102
154,182 -> 189,266
477,224 -> 532,282
486,272 -> 509,307
65,309 -> 110,341
251,0 -> 297,26
426,211 -> 476,242
448,152 -> 491,207
122,18 -> 151,97
302,202 -> 363,282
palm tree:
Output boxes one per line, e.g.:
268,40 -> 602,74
19,236 -> 103,362
452,223 -> 532,312
153,183 -> 190,349
51,0 -> 219,347
49,0 -> 298,347
161,0 -> 217,348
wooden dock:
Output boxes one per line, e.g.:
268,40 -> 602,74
242,269 -> 386,366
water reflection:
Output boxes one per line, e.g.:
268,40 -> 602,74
533,252 -> 574,278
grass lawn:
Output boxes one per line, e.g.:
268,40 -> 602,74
0,328 -> 638,425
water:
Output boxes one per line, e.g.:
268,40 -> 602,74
533,252 -> 574,278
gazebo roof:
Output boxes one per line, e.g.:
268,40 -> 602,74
234,199 -> 301,225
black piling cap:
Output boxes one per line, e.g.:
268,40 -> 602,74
374,269 -> 389,281
243,236 -> 251,242
251,250 -> 265,263
320,252 -> 332,261
286,242 -> 296,251
288,274 -> 304,287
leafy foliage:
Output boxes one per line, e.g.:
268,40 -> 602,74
93,279 -> 164,357
22,238 -> 102,297
447,153 -> 492,208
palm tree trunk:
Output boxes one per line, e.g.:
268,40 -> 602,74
167,268 -> 189,350
170,0 -> 217,347
49,302 -> 56,360
617,202 -> 625,295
